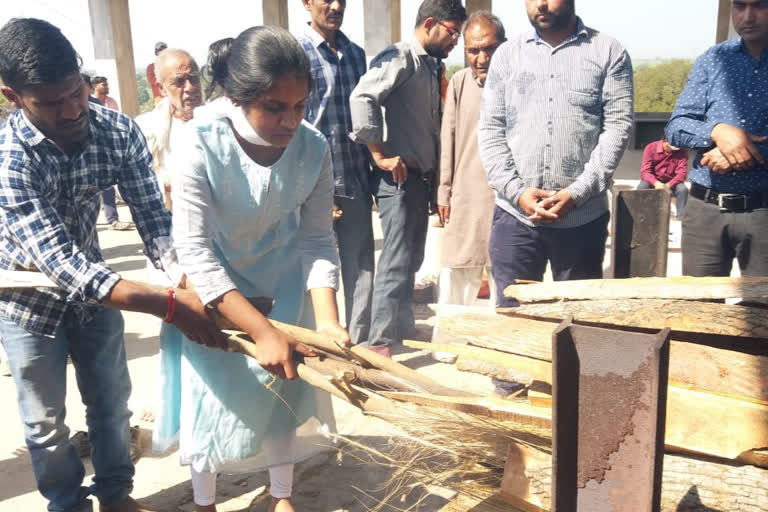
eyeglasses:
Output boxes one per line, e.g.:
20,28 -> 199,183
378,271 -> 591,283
438,21 -> 461,39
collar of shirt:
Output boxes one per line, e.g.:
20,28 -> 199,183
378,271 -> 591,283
302,22 -> 351,58
527,16 -> 589,48
16,104 -> 107,151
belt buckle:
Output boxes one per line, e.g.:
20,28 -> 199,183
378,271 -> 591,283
717,193 -> 747,212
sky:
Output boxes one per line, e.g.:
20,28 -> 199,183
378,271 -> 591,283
1,0 -> 721,74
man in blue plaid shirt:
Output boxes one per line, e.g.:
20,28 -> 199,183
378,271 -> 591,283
297,0 -> 374,346
0,19 -> 224,512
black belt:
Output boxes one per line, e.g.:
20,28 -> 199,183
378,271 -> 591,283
690,183 -> 768,212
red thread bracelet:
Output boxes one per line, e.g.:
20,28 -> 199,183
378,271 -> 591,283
164,289 -> 176,323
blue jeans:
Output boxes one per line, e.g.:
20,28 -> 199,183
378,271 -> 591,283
1,308 -> 134,511
334,194 -> 375,345
101,187 -> 119,224
368,168 -> 429,346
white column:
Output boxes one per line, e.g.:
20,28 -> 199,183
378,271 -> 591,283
716,0 -> 737,43
263,0 -> 289,29
363,0 -> 401,59
87,0 -> 139,117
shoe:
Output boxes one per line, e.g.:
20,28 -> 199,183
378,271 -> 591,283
99,496 -> 155,512
0,361 -> 10,377
109,220 -> 134,231
432,351 -> 457,364
364,345 -> 392,358
70,430 -> 90,458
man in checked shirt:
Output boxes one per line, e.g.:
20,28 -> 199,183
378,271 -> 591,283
0,19 -> 225,512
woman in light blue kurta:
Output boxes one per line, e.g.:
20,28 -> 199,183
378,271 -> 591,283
153,26 -> 347,512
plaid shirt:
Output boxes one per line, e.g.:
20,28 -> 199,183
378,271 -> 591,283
0,104 -> 172,337
297,23 -> 370,198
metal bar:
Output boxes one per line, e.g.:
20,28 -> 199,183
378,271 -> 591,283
552,317 -> 670,512
610,188 -> 671,278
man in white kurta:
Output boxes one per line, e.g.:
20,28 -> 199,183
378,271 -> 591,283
136,49 -> 202,287
436,12 -> 506,307
432,12 -> 506,364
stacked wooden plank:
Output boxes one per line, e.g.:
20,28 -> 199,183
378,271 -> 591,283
420,276 -> 768,510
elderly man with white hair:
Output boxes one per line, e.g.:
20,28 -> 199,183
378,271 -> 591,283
136,48 -> 203,213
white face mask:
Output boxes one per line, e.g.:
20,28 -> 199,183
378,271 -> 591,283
212,97 -> 274,147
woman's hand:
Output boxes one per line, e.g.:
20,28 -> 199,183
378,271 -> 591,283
316,322 -> 351,347
249,325 -> 316,380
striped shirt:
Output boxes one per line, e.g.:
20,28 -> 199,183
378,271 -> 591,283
666,38 -> 768,194
478,18 -> 634,228
0,104 -> 173,337
297,23 -> 369,198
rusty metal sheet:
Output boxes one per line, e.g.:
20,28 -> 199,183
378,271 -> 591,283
551,317 -> 670,512
610,189 -> 671,278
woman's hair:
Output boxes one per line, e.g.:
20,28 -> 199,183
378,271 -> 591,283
207,26 -> 310,104
0,18 -> 81,92
203,37 -> 233,100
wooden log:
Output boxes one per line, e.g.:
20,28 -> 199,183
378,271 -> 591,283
500,299 -> 768,355
504,276 -> 768,303
405,339 -> 550,383
468,445 -> 768,512
433,306 -> 768,404
456,359 -> 540,387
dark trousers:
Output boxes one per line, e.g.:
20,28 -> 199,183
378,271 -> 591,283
368,168 -> 429,346
101,186 -> 119,224
637,180 -> 688,220
489,206 -> 609,307
682,194 -> 768,277
334,194 -> 375,345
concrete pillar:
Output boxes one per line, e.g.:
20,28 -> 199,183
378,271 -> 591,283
363,0 -> 401,58
263,0 -> 289,29
87,0 -> 139,117
466,0 -> 492,15
716,0 -> 737,43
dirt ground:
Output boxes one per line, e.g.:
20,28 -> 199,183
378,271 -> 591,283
0,206 -> 499,512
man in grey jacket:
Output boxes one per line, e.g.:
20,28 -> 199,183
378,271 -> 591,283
350,0 -> 467,355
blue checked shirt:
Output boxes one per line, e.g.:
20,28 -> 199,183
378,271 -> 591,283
666,38 -> 768,194
0,104 -> 173,337
297,23 -> 370,198
479,18 -> 634,228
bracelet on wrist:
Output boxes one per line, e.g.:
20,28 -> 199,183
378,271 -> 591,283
164,289 -> 177,323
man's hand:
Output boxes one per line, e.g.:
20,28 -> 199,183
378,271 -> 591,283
437,204 -> 450,225
374,155 -> 408,185
538,189 -> 575,221
173,288 -> 229,350
701,147 -> 734,174
519,187 -> 557,223
653,181 -> 666,190
710,124 -> 767,170
317,322 -> 351,347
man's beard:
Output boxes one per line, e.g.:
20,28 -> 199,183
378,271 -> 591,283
529,7 -> 573,33
424,42 -> 449,60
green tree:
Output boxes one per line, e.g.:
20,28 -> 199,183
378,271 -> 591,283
136,69 -> 154,114
633,59 -> 694,113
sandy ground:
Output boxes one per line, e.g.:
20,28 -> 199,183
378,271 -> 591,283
0,183 -> 698,511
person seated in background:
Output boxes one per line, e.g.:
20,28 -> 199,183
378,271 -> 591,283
638,137 -> 689,220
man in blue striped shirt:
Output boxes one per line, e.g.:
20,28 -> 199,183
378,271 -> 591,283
296,0 -> 374,346
0,19 -> 224,512
478,0 -> 633,310
666,0 -> 768,278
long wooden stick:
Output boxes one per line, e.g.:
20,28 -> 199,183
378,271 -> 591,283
504,275 -> 768,303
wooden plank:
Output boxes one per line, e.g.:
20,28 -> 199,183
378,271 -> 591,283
504,276 -> 768,303
501,299 -> 768,355
484,444 -> 768,512
433,306 -> 768,404
405,339 -> 550,383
